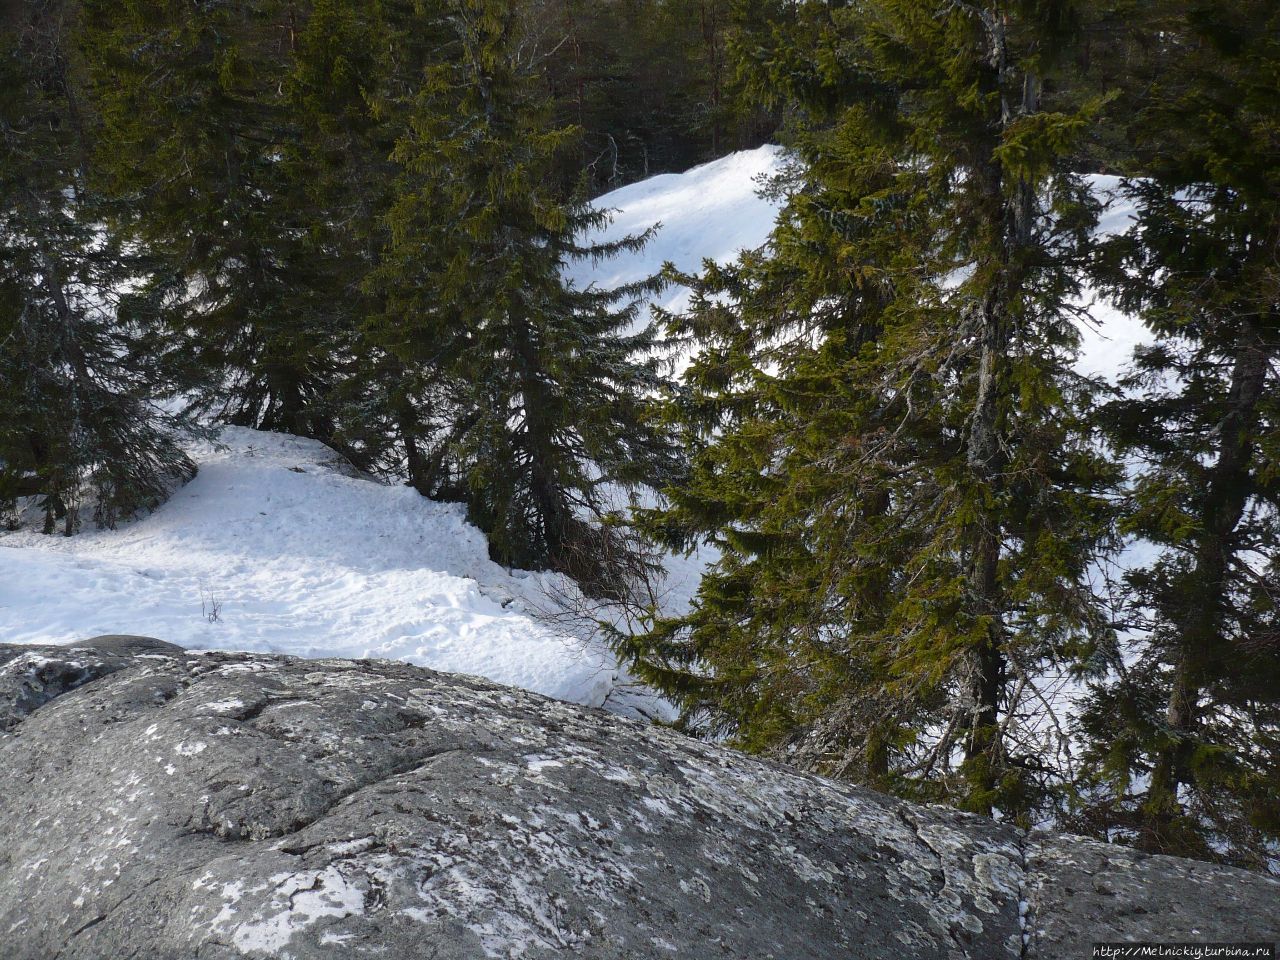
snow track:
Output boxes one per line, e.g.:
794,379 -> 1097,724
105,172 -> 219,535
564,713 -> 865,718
0,148 -> 787,708
0,147 -> 1149,711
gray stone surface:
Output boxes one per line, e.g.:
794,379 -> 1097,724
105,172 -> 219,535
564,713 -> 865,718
0,638 -> 1274,959
1025,834 -> 1280,959
0,635 -> 184,732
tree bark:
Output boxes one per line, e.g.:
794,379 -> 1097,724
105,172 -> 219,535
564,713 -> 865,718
959,11 -> 1040,814
1143,317 -> 1271,846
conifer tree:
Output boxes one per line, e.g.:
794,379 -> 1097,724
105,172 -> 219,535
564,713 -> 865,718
1076,0 -> 1280,869
525,0 -> 769,192
0,1 -> 192,533
81,0 -> 351,441
624,0 -> 1119,821
276,0 -> 422,471
367,0 -> 678,598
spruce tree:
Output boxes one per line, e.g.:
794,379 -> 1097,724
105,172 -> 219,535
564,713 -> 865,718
0,1 -> 192,533
366,0 -> 678,599
276,0 -> 424,472
524,0 -> 771,193
1076,0 -> 1280,869
624,0 -> 1119,821
81,0 -> 352,442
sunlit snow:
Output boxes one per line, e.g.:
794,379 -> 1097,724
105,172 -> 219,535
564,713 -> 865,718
0,147 -> 786,709
0,147 -> 1152,713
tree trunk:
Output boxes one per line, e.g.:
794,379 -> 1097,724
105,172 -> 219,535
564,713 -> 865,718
511,320 -> 568,567
1143,317 -> 1271,847
959,14 -> 1040,814
962,283 -> 1012,815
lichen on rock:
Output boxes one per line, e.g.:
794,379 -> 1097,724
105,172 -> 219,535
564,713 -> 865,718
0,637 -> 1275,959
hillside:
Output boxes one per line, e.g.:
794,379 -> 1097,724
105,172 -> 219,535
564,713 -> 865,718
0,147 -> 1152,708
0,147 -> 1156,714
0,148 -> 787,711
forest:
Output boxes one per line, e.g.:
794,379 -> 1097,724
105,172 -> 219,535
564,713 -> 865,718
2,0 -> 1278,878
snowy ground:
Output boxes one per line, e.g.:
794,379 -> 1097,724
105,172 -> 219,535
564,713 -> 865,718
0,148 -> 786,711
0,428 -> 628,704
0,147 -> 1155,717
565,145 -> 785,317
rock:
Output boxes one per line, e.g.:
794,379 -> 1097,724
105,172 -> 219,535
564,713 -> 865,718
0,639 -> 1274,960
0,635 -> 184,732
1025,834 -> 1280,954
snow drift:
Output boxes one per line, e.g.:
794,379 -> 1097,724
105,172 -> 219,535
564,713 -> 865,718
0,148 -> 789,709
0,146 -> 1151,710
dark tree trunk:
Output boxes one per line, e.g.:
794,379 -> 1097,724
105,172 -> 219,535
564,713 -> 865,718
959,14 -> 1040,814
1143,317 -> 1271,847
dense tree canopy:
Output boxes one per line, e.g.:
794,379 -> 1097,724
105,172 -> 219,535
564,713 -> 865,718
1,0 -> 1277,874
626,0 -> 1120,823
0,0 -> 192,533
1075,0 -> 1280,870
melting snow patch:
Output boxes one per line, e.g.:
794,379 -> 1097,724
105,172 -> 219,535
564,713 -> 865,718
199,698 -> 245,714
640,797 -> 675,818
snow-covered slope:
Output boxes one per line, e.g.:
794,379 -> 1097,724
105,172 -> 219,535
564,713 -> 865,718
0,148 -> 785,709
572,149 -> 1150,386
0,429 -> 623,705
0,147 -> 1153,712
566,145 -> 785,316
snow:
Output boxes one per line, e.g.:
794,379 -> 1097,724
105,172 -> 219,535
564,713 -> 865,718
0,145 -> 1155,719
230,866 -> 366,953
0,428 -> 620,707
566,145 -> 786,317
